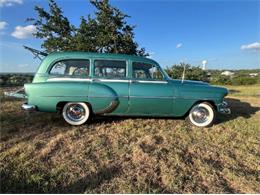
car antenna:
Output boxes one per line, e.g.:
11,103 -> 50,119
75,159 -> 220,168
23,45 -> 48,61
181,63 -> 186,83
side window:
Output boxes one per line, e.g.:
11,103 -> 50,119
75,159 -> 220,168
133,62 -> 164,80
50,59 -> 90,77
94,60 -> 126,78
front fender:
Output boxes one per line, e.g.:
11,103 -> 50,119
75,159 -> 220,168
172,84 -> 228,116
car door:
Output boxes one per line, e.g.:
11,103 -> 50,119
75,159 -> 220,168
128,61 -> 174,115
88,59 -> 129,114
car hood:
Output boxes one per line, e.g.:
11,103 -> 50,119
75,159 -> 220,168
169,79 -> 228,97
169,79 -> 209,86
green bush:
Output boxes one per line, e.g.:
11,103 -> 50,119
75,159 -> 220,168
165,64 -> 209,82
210,75 -> 258,86
231,76 -> 257,85
0,74 -> 33,87
210,75 -> 232,85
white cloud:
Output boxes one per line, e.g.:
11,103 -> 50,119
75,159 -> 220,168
176,43 -> 183,49
11,25 -> 36,39
241,42 -> 260,51
0,21 -> 8,30
0,0 -> 22,7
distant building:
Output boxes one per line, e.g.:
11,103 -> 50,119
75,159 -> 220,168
221,71 -> 235,76
249,73 -> 258,77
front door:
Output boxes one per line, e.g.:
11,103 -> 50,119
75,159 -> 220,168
128,61 -> 173,115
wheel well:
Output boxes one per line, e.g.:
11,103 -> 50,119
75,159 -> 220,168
184,100 -> 217,117
56,101 -> 93,114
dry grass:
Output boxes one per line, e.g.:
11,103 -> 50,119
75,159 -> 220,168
0,86 -> 260,193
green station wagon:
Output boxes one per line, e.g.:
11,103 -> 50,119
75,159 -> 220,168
21,52 -> 230,127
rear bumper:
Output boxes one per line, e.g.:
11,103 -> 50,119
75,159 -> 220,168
21,103 -> 37,111
217,101 -> 231,114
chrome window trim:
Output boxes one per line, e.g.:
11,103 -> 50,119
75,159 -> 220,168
47,78 -> 168,84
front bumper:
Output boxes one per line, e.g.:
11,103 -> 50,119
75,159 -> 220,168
218,101 -> 231,114
21,103 -> 37,111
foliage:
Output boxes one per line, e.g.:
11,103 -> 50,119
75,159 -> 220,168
0,74 -> 33,86
165,63 -> 209,82
29,0 -> 147,56
165,65 -> 259,85
231,76 -> 257,85
211,75 -> 258,86
210,75 -> 232,85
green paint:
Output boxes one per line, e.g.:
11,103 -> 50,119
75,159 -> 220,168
25,52 -> 228,116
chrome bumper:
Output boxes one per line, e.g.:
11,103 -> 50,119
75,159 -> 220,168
21,103 -> 37,111
218,101 -> 231,114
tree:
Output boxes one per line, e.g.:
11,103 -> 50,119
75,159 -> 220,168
165,63 -> 209,82
29,0 -> 147,56
29,0 -> 75,52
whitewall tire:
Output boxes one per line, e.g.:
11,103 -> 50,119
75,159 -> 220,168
62,102 -> 90,125
187,102 -> 215,127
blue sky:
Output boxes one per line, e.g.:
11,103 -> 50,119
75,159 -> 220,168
0,0 -> 259,73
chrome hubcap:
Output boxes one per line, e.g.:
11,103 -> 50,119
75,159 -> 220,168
66,104 -> 85,122
191,107 -> 209,124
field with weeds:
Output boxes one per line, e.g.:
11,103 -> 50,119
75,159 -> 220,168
0,85 -> 260,193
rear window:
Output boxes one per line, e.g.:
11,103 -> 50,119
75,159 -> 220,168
94,60 -> 127,78
49,59 -> 90,77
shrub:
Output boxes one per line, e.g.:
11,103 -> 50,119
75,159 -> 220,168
0,74 -> 33,87
210,75 -> 232,85
231,76 -> 257,85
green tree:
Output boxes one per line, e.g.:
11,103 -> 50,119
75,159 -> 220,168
29,0 -> 75,52
165,63 -> 209,82
30,0 -> 147,56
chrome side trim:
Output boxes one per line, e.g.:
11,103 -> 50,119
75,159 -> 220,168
39,95 -> 216,100
130,96 -> 173,99
40,95 -> 173,99
97,79 -> 129,83
47,78 -> 92,82
47,78 -> 168,84
94,98 -> 119,114
134,80 -> 168,84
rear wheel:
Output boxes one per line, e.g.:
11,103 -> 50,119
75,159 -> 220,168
62,102 -> 90,125
187,102 -> 216,127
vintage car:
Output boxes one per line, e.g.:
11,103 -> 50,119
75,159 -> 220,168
21,52 -> 230,127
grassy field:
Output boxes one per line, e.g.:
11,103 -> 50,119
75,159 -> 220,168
0,85 -> 259,193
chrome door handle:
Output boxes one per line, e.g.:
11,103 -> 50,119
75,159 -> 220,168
91,78 -> 100,82
130,80 -> 138,83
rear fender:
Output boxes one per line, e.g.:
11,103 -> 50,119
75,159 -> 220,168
88,82 -> 119,114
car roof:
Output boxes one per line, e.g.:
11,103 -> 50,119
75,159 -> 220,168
47,51 -> 157,63
37,51 -> 159,74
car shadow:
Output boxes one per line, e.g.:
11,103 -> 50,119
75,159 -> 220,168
229,89 -> 240,94
91,97 -> 260,126
215,97 -> 260,124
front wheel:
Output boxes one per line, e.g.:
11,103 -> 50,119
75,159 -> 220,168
187,102 -> 216,127
62,102 -> 90,125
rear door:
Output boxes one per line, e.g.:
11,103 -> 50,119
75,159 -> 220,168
89,59 -> 129,114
